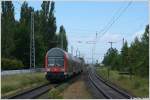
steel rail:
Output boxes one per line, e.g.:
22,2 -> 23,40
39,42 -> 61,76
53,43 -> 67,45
88,72 -> 112,99
88,70 -> 133,99
94,72 -> 133,99
6,83 -> 58,99
4,72 -> 81,99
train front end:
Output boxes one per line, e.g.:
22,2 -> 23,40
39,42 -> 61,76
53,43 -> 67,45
45,48 -> 67,81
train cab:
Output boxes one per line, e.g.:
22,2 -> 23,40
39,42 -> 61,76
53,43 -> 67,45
45,48 -> 84,81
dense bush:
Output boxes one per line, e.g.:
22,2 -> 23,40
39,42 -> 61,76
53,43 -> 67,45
102,25 -> 149,77
1,58 -> 24,70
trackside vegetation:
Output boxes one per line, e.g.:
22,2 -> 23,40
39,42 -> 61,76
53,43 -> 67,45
1,58 -> 24,70
1,72 -> 48,96
1,1 -> 68,69
96,67 -> 149,97
99,25 -> 149,97
48,83 -> 69,99
102,25 -> 149,78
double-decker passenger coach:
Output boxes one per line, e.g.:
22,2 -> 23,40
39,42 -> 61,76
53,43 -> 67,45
45,48 -> 84,81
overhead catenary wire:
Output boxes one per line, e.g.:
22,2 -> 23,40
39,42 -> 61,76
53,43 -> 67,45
92,1 -> 132,64
62,1 -> 133,61
63,1 -> 133,64
97,1 -> 133,39
68,1 -> 133,57
98,2 -> 125,35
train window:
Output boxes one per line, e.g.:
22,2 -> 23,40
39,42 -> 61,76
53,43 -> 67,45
55,58 -> 64,67
48,57 -> 64,67
48,58 -> 55,67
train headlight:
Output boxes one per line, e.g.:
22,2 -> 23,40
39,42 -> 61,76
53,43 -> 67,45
46,68 -> 50,72
61,69 -> 65,71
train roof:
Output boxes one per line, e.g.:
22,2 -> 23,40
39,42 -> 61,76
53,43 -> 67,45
47,48 -> 67,57
47,48 -> 82,63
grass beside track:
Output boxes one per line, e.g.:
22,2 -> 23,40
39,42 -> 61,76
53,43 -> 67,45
1,72 -> 48,96
48,83 -> 69,99
96,67 -> 149,98
37,83 -> 69,99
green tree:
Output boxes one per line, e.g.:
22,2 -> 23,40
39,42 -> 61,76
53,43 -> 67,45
121,41 -> 129,71
13,2 -> 34,67
34,10 -> 45,67
47,1 -> 57,49
41,1 -> 57,50
128,37 -> 141,75
142,25 -> 149,77
128,25 -> 149,77
58,25 -> 68,51
1,1 -> 69,69
102,48 -> 119,70
1,1 -> 15,58
138,25 -> 149,77
102,25 -> 149,78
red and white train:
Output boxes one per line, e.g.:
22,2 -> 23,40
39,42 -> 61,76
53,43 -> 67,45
45,48 -> 84,81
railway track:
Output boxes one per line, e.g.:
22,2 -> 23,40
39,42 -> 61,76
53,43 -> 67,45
88,68 -> 133,99
3,72 -> 82,99
4,83 -> 59,99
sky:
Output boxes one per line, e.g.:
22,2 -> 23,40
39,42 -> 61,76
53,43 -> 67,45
13,0 -> 149,63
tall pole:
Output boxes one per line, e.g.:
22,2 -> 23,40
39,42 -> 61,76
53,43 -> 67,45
30,12 -> 35,69
30,12 -> 32,69
92,33 -> 97,65
61,32 -> 63,49
86,41 -> 96,65
108,41 -> 115,48
123,38 -> 124,46
33,12 -> 35,68
79,51 -> 80,57
92,47 -> 93,64
76,48 -> 78,57
107,41 -> 116,80
71,46 -> 73,55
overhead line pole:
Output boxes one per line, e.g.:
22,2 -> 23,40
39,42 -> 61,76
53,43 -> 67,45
93,32 -> 97,64
86,41 -> 96,65
71,46 -> 73,55
79,51 -> 80,57
108,41 -> 116,48
76,48 -> 78,57
61,32 -> 63,49
107,41 -> 116,80
30,12 -> 35,69
123,38 -> 124,46
33,12 -> 35,68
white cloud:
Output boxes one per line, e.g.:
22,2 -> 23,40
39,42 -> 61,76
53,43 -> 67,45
132,30 -> 144,40
97,33 -> 123,43
67,32 -> 125,63
68,34 -> 94,42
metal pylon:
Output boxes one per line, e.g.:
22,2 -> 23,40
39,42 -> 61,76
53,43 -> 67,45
30,12 -> 35,69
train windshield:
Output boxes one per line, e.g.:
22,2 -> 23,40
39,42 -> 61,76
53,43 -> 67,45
48,57 -> 64,67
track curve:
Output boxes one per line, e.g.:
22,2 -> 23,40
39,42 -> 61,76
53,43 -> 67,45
88,68 -> 133,99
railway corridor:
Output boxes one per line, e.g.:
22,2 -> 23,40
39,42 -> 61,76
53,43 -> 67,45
87,66 -> 133,99
2,66 -> 134,99
61,73 -> 92,99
